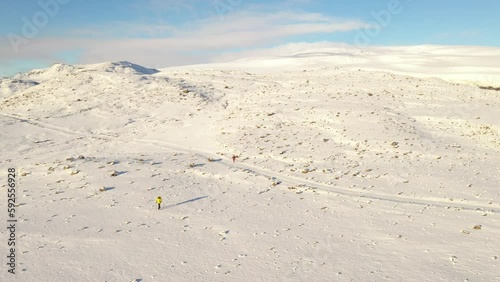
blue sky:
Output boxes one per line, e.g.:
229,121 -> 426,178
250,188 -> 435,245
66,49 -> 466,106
1,0 -> 499,77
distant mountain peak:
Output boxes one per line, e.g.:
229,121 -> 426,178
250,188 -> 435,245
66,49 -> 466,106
96,61 -> 160,75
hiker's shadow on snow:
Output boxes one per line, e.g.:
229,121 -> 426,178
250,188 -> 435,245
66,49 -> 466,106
112,171 -> 128,176
176,196 -> 208,206
163,196 -> 208,209
100,187 -> 115,192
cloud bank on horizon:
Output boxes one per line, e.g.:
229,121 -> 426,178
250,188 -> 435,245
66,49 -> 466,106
1,0 -> 499,77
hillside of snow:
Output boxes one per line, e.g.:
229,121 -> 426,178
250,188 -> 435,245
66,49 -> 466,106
193,45 -> 500,88
0,49 -> 499,282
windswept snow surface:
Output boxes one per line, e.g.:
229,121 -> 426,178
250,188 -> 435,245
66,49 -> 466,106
1,49 -> 499,281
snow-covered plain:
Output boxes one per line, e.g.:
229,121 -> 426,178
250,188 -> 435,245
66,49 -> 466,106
1,46 -> 499,281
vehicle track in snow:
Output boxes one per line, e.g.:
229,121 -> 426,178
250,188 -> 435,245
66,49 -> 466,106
138,139 -> 499,213
2,112 -> 498,213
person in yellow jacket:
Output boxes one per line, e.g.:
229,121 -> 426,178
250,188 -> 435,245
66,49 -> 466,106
156,196 -> 162,210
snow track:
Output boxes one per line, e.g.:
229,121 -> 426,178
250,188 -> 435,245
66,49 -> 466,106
3,112 -> 497,213
138,139 -> 500,213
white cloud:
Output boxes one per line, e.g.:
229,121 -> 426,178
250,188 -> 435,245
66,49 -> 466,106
0,10 -> 368,71
67,22 -> 179,38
